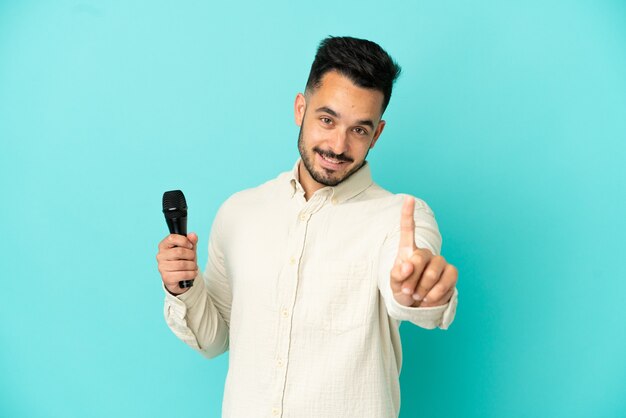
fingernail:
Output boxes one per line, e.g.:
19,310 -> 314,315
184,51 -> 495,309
412,293 -> 422,301
402,287 -> 412,295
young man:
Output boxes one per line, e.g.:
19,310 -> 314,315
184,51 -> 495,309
156,36 -> 458,418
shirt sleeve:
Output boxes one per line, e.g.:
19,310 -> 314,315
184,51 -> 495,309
163,205 -> 232,358
377,196 -> 458,330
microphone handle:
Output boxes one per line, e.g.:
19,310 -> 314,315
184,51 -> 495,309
166,217 -> 194,289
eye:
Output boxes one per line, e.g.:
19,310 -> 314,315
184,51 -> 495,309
353,127 -> 368,136
320,117 -> 333,125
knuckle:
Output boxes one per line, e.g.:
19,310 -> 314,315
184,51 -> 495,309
423,269 -> 438,282
448,264 -> 458,276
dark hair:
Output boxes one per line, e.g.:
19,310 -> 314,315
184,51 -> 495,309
305,36 -> 401,114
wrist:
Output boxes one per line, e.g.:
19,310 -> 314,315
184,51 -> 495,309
165,285 -> 188,297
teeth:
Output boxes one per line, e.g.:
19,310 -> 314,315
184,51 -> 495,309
321,154 -> 342,164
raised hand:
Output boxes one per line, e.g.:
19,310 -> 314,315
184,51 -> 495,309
390,196 -> 458,307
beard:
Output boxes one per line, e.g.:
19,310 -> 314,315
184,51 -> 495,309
297,121 -> 368,187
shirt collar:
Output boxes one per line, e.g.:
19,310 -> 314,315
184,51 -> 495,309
288,158 -> 373,204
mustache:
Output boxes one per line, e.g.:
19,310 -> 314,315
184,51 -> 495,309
313,147 -> 354,163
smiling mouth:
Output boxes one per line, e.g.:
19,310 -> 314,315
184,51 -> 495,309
315,148 -> 353,166
319,152 -> 346,165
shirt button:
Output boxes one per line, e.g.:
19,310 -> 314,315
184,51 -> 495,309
289,257 -> 296,265
282,309 -> 289,317
299,213 -> 306,221
277,359 -> 283,367
272,407 -> 280,416
331,197 -> 338,205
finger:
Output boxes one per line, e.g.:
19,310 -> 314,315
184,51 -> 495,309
390,260 -> 414,293
398,195 -> 417,259
398,250 -> 430,296
163,269 -> 198,282
420,286 -> 455,308
422,264 -> 458,304
188,232 -> 199,247
158,246 -> 196,262
163,270 -> 199,287
158,234 -> 193,250
158,260 -> 198,272
412,255 -> 447,302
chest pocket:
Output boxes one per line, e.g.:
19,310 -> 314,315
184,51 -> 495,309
301,259 -> 375,335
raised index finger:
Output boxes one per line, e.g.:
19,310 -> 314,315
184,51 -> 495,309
398,195 -> 417,258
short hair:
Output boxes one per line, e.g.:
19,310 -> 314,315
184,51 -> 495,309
305,36 -> 401,114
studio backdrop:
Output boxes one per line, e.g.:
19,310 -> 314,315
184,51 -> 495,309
1,1 -> 625,417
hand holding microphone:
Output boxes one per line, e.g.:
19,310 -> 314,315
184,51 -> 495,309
156,190 -> 198,296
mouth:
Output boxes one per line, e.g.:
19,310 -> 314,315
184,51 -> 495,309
316,150 -> 351,171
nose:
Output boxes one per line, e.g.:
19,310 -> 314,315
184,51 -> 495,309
328,129 -> 349,156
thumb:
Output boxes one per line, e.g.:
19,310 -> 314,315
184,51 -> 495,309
187,232 -> 199,247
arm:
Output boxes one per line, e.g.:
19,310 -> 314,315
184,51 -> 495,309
161,206 -> 232,358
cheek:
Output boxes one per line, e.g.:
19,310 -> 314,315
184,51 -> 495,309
353,140 -> 372,157
303,124 -> 326,143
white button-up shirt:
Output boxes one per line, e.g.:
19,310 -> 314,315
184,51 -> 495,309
163,160 -> 458,418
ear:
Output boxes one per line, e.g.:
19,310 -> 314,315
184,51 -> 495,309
369,120 -> 386,149
294,93 -> 306,127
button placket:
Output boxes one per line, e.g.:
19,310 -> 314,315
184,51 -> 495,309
271,193 -> 331,416
271,202 -> 311,417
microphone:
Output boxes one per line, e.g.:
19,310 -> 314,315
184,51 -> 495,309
162,190 -> 194,289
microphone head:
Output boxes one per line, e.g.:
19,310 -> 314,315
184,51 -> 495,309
162,190 -> 188,219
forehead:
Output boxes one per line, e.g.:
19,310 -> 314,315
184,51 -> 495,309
308,71 -> 384,121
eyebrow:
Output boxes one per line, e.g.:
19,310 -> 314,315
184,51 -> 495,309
315,106 -> 375,129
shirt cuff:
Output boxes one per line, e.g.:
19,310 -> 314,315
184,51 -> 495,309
162,272 -> 205,318
386,287 -> 458,330
163,272 -> 205,351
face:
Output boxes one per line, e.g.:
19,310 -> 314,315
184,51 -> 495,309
295,70 -> 387,193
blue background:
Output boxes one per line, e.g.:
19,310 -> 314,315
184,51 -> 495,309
1,1 -> 625,417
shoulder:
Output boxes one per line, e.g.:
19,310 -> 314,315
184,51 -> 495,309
214,170 -> 291,223
363,183 -> 436,220
363,183 -> 441,251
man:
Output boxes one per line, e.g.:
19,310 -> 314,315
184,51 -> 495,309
156,36 -> 458,418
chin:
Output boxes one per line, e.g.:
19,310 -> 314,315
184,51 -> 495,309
312,164 -> 355,186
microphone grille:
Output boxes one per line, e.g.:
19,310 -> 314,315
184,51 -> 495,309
162,190 -> 188,219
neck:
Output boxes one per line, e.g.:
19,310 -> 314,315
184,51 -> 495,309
298,160 -> 324,201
